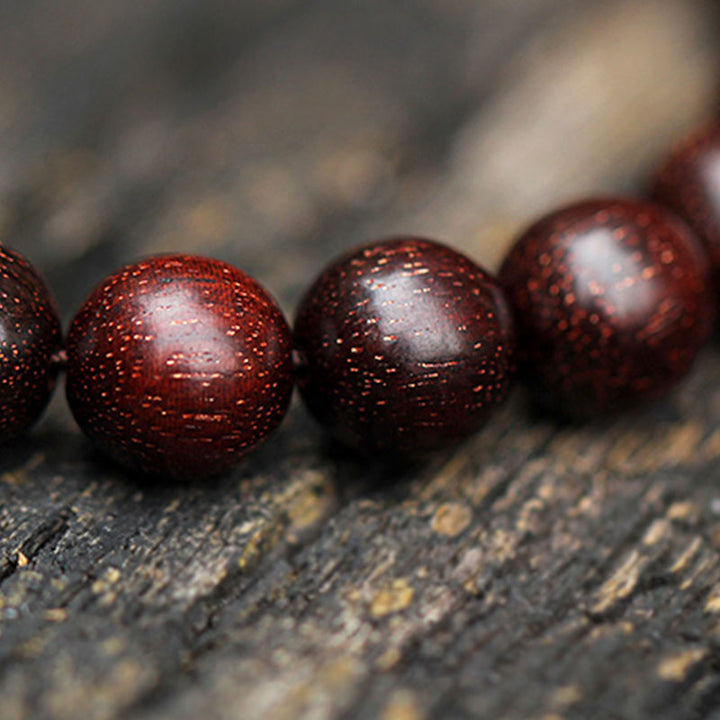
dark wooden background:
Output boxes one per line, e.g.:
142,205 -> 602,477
2,1 -> 720,718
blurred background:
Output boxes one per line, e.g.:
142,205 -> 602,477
0,0 -> 718,322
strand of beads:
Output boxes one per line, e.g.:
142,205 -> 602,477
0,120 -> 718,479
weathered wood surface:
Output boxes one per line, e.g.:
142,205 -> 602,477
1,1 -> 720,718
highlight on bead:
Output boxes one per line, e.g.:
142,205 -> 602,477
499,197 -> 713,417
293,236 -> 516,453
65,254 -> 294,479
0,245 -> 63,442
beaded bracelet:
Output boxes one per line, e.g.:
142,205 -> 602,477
1,122 -> 719,480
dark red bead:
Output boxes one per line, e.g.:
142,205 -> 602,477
499,198 -> 713,417
65,255 -> 294,479
0,246 -> 62,441
651,124 -> 720,283
294,237 -> 515,453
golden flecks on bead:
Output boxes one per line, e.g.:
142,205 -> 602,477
294,237 -> 515,452
0,247 -> 62,441
65,254 -> 293,479
499,198 -> 712,416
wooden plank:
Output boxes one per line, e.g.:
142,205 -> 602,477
0,1 -> 719,719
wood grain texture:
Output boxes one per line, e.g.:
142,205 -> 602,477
1,1 -> 720,718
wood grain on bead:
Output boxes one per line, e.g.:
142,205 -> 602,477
65,255 -> 294,479
651,124 -> 720,282
0,245 -> 62,442
499,198 -> 713,417
293,237 -> 515,453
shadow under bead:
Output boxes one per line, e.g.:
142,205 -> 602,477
293,237 -> 516,454
65,254 -> 294,480
499,198 -> 713,418
0,246 -> 62,442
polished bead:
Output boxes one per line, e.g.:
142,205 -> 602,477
294,237 -> 515,453
652,124 -> 720,282
499,198 -> 713,416
0,246 -> 62,441
65,255 -> 293,479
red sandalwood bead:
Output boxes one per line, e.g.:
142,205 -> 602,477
294,237 -> 515,453
499,198 -> 713,417
651,124 -> 720,283
65,255 -> 293,479
0,246 -> 62,441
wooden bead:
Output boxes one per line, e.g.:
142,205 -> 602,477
294,237 -> 515,453
499,198 -> 713,416
65,255 -> 294,479
0,246 -> 62,441
651,124 -> 720,282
